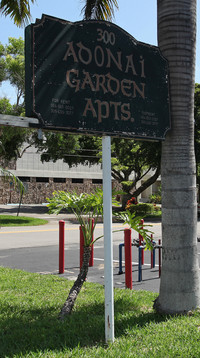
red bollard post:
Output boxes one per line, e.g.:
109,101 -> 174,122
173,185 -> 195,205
59,220 -> 65,274
159,239 -> 162,277
139,219 -> 144,265
89,218 -> 94,267
80,226 -> 84,270
124,228 -> 132,289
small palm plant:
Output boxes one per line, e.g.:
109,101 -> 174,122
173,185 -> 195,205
47,190 -> 153,319
0,167 -> 24,195
114,210 -> 153,250
0,141 -> 25,210
47,188 -> 118,319
0,167 -> 25,215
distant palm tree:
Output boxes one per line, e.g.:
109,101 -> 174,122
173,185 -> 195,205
154,0 -> 200,314
0,0 -> 35,26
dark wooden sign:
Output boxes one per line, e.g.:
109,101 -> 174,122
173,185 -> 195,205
25,14 -> 170,139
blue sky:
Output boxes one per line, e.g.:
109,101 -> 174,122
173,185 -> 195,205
0,0 -> 199,102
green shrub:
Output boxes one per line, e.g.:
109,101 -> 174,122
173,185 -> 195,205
149,193 -> 162,204
149,185 -> 162,204
127,203 -> 154,216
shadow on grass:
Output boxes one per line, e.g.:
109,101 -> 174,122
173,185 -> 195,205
0,216 -> 48,226
0,218 -> 33,225
0,295 -> 168,357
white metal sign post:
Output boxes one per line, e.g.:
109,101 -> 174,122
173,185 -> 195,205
102,136 -> 114,343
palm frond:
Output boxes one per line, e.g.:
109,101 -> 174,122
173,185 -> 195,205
82,0 -> 118,21
0,0 -> 34,26
0,167 -> 25,195
114,210 -> 154,250
47,188 -> 120,247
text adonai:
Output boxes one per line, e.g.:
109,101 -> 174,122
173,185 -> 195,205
63,29 -> 146,124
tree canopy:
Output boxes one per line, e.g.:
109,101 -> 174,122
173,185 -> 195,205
0,37 -> 25,109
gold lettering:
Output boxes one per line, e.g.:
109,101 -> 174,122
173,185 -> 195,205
63,42 -> 78,62
125,55 -> 137,75
83,98 -> 97,118
140,56 -> 145,78
106,73 -> 120,95
94,74 -> 108,94
110,102 -> 121,120
66,69 -> 80,92
94,45 -> 104,67
77,42 -> 92,65
121,103 -> 131,121
121,79 -> 132,97
133,82 -> 145,99
95,100 -> 109,123
106,49 -> 122,71
81,71 -> 95,91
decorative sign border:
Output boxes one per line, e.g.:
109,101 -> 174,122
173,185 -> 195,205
25,15 -> 170,140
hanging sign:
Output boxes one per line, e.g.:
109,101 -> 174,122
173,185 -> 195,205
25,14 -> 170,139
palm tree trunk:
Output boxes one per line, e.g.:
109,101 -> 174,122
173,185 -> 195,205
59,246 -> 91,319
154,0 -> 200,314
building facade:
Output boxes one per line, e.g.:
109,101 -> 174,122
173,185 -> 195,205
0,146 -> 160,204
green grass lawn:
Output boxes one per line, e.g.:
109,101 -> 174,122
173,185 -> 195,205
0,215 -> 48,226
1,267 -> 200,357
